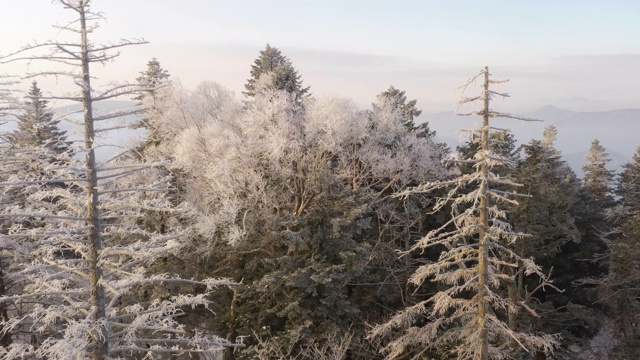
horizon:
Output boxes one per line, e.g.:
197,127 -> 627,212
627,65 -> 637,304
0,1 -> 638,113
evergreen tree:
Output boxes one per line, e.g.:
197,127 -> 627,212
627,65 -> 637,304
134,58 -> 170,121
510,127 -> 596,351
134,57 -> 170,104
457,130 -> 517,176
595,145 -> 640,357
513,126 -> 580,266
10,81 -> 71,156
570,140 -> 614,314
370,67 -> 557,360
132,58 -> 170,151
617,145 -> 640,211
244,44 -> 310,104
0,2 -> 234,358
148,80 -> 447,359
0,82 -> 76,348
374,86 -> 430,136
583,139 -> 615,206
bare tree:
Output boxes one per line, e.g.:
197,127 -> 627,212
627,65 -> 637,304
370,67 -> 558,360
0,1 -> 236,359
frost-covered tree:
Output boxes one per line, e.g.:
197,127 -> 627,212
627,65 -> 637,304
244,44 -> 310,104
374,86 -> 427,134
146,77 -> 447,359
133,58 -> 170,140
134,58 -> 170,105
370,67 -> 558,360
573,138 -> 615,290
10,81 -> 72,156
617,145 -> 640,211
0,1 -> 235,359
0,81 -> 74,348
583,139 -> 615,206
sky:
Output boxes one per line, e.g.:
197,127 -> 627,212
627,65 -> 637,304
1,0 -> 639,112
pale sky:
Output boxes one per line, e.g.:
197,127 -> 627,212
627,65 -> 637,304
1,0 -> 639,112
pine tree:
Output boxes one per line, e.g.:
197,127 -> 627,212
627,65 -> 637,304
617,145 -> 640,211
0,81 -> 76,348
583,139 -> 615,206
375,86 -> 427,134
134,58 -> 170,125
10,81 -> 71,156
370,67 -> 557,360
509,127 -> 592,349
244,44 -> 310,104
513,126 -> 580,265
594,145 -> 640,357
134,58 -> 170,104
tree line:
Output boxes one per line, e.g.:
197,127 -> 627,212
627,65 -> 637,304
0,1 -> 637,359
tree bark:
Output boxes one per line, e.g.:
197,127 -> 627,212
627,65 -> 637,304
476,66 -> 490,360
79,5 -> 108,359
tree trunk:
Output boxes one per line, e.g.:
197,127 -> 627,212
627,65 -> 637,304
224,289 -> 240,360
80,5 -> 108,359
476,66 -> 490,360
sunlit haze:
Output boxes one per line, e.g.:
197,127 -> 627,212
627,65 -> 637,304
1,1 -> 639,112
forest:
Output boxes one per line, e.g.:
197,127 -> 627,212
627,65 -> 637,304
0,1 -> 638,360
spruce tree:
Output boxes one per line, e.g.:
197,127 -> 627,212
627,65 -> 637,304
370,67 -> 557,360
595,145 -> 640,357
132,58 -> 170,152
134,58 -> 170,120
583,139 -> 615,206
513,126 -> 580,266
375,86 -> 425,133
11,81 -> 71,156
509,127 -> 594,350
134,58 -> 170,103
244,44 -> 310,104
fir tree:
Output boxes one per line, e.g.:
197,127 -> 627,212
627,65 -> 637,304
134,58 -> 170,104
510,127 -> 594,351
10,81 -> 71,156
513,126 -> 580,265
595,145 -> 640,357
583,139 -> 615,206
132,58 -> 170,151
375,86 -> 428,135
370,67 -> 557,360
244,44 -> 310,104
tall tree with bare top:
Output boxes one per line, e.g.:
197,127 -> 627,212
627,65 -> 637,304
0,1 -> 235,359
370,67 -> 558,360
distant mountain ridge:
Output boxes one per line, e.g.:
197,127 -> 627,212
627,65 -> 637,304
423,106 -> 640,176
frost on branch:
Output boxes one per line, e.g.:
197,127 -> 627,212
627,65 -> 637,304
143,76 -> 447,356
370,67 -> 558,360
0,1 -> 236,358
